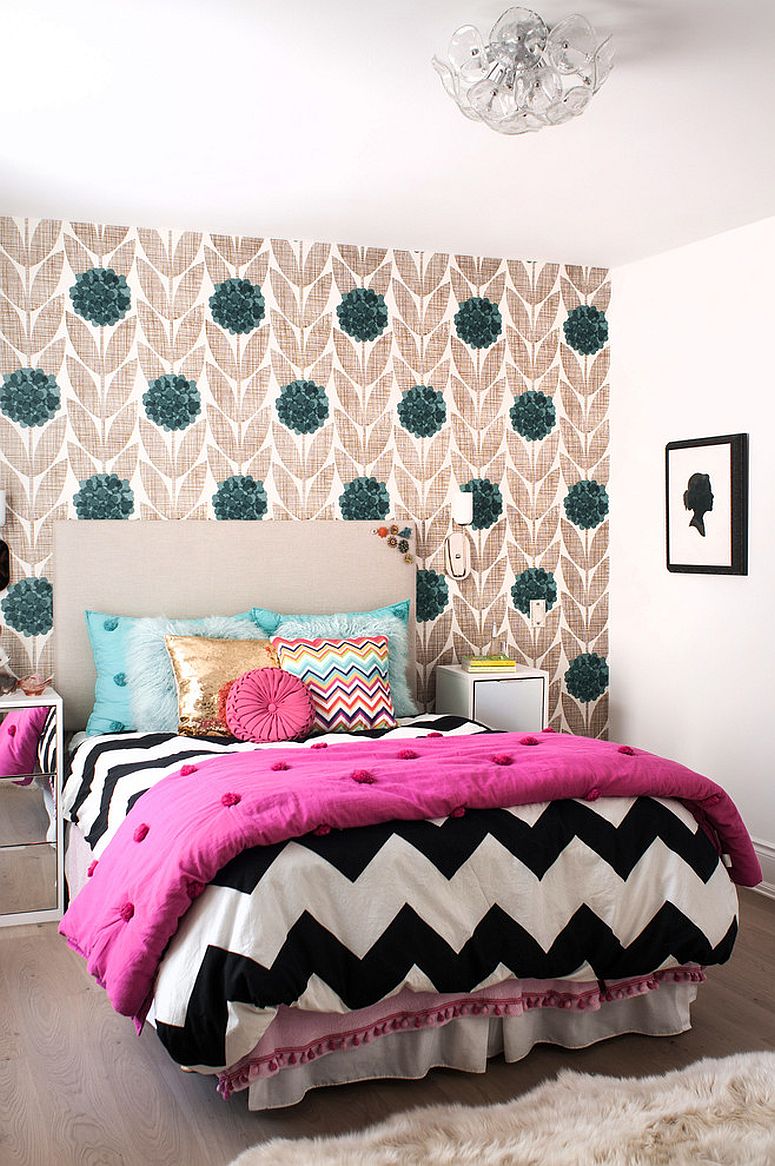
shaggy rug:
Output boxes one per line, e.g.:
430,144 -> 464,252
229,1052 -> 775,1165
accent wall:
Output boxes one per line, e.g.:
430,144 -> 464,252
0,217 -> 610,733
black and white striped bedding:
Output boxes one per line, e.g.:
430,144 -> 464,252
63,716 -> 739,1075
36,707 -> 57,781
63,715 -> 485,855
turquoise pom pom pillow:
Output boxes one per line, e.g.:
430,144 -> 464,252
84,610 -> 258,735
84,611 -> 135,735
249,600 -> 417,717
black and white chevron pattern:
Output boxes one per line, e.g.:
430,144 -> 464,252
65,718 -> 740,1076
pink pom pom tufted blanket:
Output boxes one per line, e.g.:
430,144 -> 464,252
59,729 -> 760,1028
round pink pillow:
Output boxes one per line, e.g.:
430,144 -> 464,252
225,667 -> 315,744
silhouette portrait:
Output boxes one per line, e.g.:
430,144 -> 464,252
683,472 -> 714,537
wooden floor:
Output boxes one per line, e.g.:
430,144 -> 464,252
0,889 -> 772,1166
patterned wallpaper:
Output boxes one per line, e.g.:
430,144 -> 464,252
0,217 -> 610,735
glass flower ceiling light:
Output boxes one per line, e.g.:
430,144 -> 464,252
433,6 -> 614,135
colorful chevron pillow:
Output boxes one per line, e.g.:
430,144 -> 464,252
272,635 -> 397,734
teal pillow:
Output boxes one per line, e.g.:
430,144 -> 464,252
84,610 -> 256,735
249,600 -> 417,717
84,611 -> 135,735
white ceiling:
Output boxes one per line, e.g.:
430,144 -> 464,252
2,0 -> 774,267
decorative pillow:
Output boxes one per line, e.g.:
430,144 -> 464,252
165,636 -> 279,738
225,667 -> 315,744
251,600 -> 416,718
84,611 -> 135,735
272,635 -> 396,734
84,609 -> 257,736
0,706 -> 49,785
124,613 -> 263,733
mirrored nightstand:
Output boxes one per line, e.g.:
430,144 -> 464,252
0,687 -> 64,926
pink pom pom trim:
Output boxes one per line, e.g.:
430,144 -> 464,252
451,805 -> 466,818
314,823 -> 331,836
270,760 -> 290,771
214,966 -> 709,1099
119,902 -> 134,922
87,860 -> 98,878
180,764 -> 198,776
425,731 -> 443,738
520,736 -> 539,746
491,754 -> 514,766
397,749 -> 418,760
133,823 -> 149,843
221,792 -> 241,807
311,742 -> 328,749
618,745 -> 635,755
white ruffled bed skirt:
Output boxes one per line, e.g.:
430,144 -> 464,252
245,982 -> 697,1110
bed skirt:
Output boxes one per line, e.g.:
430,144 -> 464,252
242,982 -> 698,1109
64,820 -> 92,900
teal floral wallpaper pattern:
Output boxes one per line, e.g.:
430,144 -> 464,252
276,379 -> 329,435
70,267 -> 131,327
0,367 -> 61,427
0,218 -> 610,734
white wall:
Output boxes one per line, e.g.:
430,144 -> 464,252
609,216 -> 775,889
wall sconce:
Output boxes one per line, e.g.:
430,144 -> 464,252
444,488 -> 473,581
0,490 -> 9,591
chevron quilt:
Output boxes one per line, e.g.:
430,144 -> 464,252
62,715 -> 749,1077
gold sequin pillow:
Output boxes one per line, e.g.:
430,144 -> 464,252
165,635 -> 279,737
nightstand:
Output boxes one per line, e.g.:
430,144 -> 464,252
435,664 -> 548,732
0,687 -> 64,926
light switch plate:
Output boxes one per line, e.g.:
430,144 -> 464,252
529,599 -> 546,627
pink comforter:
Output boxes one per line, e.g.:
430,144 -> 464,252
59,729 -> 760,1025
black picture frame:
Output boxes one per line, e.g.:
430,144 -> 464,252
665,433 -> 748,575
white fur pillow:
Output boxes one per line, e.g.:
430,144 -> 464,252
125,614 -> 265,732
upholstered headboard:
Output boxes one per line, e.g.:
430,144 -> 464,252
53,520 -> 416,730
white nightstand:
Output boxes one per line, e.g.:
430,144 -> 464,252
0,687 -> 64,927
435,664 -> 548,732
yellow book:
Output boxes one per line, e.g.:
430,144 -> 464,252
463,655 -> 516,671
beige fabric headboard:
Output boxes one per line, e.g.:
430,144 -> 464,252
53,520 -> 416,730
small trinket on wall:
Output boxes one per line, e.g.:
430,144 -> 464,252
373,523 -> 414,564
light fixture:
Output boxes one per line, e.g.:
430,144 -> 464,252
444,488 -> 473,581
432,6 -> 613,135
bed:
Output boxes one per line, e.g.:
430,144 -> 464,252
53,519 -> 759,1110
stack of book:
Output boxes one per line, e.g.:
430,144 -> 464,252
462,654 -> 517,673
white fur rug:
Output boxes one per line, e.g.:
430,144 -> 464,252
229,1052 -> 775,1166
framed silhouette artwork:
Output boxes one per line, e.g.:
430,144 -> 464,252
665,434 -> 748,575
